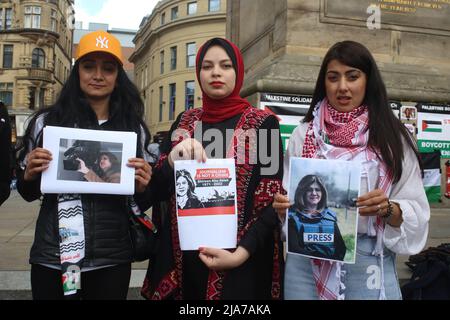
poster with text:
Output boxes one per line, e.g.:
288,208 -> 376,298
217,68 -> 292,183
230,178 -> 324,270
174,159 -> 238,251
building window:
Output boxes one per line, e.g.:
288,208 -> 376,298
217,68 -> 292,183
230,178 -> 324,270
24,6 -> 41,29
187,2 -> 197,15
152,55 -> 155,78
29,87 -> 45,110
51,9 -> 57,32
5,8 -> 12,29
0,83 -> 13,106
170,46 -> 177,71
29,88 -> 36,110
185,81 -> 195,111
40,88 -> 45,108
160,51 -> 164,74
32,48 -> 45,68
171,7 -> 178,20
186,43 -> 196,68
161,12 -> 165,25
144,65 -> 148,87
3,45 -> 13,68
209,0 -> 221,12
0,8 -> 13,30
159,86 -> 163,122
169,83 -> 176,121
0,8 -> 12,30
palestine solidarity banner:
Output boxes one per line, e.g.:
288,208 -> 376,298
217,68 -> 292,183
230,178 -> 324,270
420,151 -> 441,203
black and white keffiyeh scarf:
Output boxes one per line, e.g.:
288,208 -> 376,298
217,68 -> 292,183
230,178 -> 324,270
57,195 -> 155,297
58,194 -> 85,296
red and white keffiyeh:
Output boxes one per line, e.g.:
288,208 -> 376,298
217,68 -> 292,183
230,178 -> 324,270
302,99 -> 393,300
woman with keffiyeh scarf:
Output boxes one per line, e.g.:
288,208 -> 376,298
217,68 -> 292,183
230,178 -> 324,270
273,41 -> 430,300
141,38 -> 284,300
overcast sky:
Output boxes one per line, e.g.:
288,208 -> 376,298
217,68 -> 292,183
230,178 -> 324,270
73,0 -> 159,30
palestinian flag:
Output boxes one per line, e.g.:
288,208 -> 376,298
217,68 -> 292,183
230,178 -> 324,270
420,151 -> 441,203
422,120 -> 442,133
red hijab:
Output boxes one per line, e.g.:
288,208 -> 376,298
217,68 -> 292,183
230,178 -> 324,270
195,38 -> 251,124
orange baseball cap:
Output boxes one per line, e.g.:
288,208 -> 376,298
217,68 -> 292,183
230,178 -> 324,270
76,30 -> 123,65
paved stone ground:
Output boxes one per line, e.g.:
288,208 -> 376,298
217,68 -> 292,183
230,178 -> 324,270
1,190 -> 449,300
0,191 -> 148,300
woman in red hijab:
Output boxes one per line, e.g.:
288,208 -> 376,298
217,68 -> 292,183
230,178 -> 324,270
141,38 -> 284,300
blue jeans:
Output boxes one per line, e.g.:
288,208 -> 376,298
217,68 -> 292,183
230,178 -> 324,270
284,234 -> 402,300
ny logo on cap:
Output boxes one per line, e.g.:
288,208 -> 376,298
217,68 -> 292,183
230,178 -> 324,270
96,36 -> 109,49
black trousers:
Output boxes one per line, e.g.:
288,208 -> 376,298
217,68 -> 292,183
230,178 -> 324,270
31,263 -> 132,300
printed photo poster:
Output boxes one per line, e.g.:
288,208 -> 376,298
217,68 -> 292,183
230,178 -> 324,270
400,105 -> 418,139
41,126 -> 137,195
174,159 -> 238,251
287,158 -> 361,264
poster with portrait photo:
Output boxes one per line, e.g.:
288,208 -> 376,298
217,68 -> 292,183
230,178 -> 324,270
174,159 -> 238,251
287,158 -> 361,264
41,126 -> 137,195
400,105 -> 418,121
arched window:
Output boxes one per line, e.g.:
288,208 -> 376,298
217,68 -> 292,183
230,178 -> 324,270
32,48 -> 45,68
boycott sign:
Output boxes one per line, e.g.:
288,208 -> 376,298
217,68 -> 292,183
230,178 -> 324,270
419,140 -> 450,155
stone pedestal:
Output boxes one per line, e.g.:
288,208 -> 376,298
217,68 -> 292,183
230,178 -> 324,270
227,0 -> 450,103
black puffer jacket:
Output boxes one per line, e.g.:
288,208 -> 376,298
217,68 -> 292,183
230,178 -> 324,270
17,171 -> 154,266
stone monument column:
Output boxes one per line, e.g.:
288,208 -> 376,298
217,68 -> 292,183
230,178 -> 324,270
227,0 -> 450,104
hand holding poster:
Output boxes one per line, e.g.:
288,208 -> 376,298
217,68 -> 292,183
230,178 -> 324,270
174,159 -> 238,251
41,126 -> 137,195
287,158 -> 361,264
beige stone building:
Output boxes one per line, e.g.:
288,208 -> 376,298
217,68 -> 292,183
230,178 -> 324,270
0,0 -> 74,142
130,0 -> 226,135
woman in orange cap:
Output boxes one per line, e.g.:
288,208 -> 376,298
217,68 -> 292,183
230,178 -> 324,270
16,31 -> 154,300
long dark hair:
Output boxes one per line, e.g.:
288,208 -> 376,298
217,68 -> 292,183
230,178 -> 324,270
17,60 -> 151,163
293,175 -> 328,212
304,41 -> 420,183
